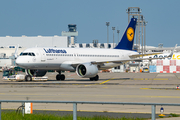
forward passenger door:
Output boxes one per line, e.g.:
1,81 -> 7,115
39,49 -> 46,62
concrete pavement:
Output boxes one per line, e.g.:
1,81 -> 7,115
0,72 -> 180,119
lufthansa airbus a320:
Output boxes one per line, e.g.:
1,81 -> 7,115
15,18 -> 173,81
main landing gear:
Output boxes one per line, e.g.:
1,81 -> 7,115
89,75 -> 99,81
56,71 -> 65,81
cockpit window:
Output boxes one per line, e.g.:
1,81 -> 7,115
20,52 -> 35,56
32,53 -> 35,56
22,53 -> 28,56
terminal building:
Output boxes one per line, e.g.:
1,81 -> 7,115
0,35 -> 68,69
0,35 -> 68,48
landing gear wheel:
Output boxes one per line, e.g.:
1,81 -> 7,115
60,74 -> 65,80
89,75 -> 99,81
56,74 -> 61,81
25,75 -> 32,81
56,74 -> 65,81
94,75 -> 99,81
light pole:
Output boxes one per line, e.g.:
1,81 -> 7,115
112,27 -> 115,48
106,22 -> 110,48
117,30 -> 120,43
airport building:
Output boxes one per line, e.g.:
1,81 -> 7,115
0,35 -> 68,57
0,35 -> 68,69
0,35 -> 68,48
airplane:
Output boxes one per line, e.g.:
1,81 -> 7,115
15,18 -> 173,81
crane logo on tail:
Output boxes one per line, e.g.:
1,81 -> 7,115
126,27 -> 134,42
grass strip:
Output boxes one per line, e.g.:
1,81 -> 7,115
1,111 -> 147,120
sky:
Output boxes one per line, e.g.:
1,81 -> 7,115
0,0 -> 179,47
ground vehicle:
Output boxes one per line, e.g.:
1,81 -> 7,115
142,67 -> 149,73
2,68 -> 48,82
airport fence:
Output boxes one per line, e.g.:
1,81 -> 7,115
0,100 -> 180,120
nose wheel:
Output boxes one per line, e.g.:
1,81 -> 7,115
56,74 -> 65,81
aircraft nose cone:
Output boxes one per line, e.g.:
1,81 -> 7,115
15,58 -> 19,65
15,57 -> 22,66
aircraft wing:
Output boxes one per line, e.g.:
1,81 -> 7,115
167,44 -> 177,57
91,55 -> 170,65
71,44 -> 177,67
129,44 -> 177,58
129,53 -> 162,58
71,51 -> 175,67
91,44 -> 177,65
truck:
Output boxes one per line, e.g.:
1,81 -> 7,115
2,67 -> 48,82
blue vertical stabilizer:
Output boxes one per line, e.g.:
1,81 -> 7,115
114,18 -> 137,50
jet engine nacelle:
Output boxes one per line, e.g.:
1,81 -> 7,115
26,69 -> 47,77
76,63 -> 98,78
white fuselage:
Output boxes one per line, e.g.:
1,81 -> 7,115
16,47 -> 137,71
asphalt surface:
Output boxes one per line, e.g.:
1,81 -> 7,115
1,71 -> 180,119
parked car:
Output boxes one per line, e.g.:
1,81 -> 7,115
142,67 -> 149,73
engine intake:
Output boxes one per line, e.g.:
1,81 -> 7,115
76,63 -> 98,78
